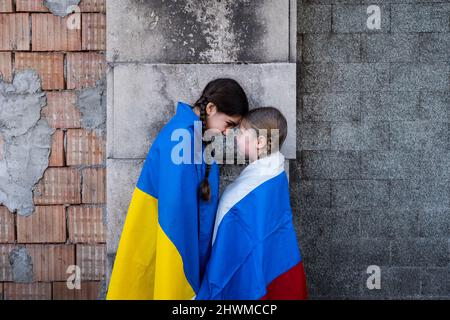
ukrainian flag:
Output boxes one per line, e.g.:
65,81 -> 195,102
106,102 -> 219,300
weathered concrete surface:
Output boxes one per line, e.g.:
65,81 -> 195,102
0,71 -> 54,216
106,159 -> 143,254
9,247 -> 33,283
107,0 -> 290,63
77,76 -> 107,135
43,0 -> 80,17
110,63 -> 296,159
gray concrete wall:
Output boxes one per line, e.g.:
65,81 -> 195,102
295,0 -> 449,299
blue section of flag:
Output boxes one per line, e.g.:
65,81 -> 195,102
197,171 -> 301,300
136,101 -> 219,293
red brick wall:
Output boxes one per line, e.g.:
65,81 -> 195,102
0,0 -> 106,300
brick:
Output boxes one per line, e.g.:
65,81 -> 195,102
68,206 -> 105,243
82,168 -> 105,204
361,150 -> 422,180
0,206 -> 15,243
331,180 -> 389,209
304,266 -> 361,298
295,208 -> 359,243
26,244 -> 75,281
33,168 -> 81,205
361,92 -> 420,121
79,0 -> 106,13
76,244 -> 106,280
301,150 -> 360,180
420,268 -> 450,296
298,121 -> 331,150
302,93 -> 360,122
297,179 -> 332,209
0,0 -> 13,12
299,63 -> 334,93
420,150 -> 450,180
15,0 -> 48,12
331,121 -> 389,151
17,206 -> 66,243
421,92 -> 450,122
391,4 -> 449,33
361,33 -> 420,63
419,33 -> 450,63
333,63 -> 390,92
333,5 -> 390,33
32,13 -> 81,51
66,129 -> 105,165
3,283 -> 51,300
360,208 -> 419,239
66,52 -> 106,89
390,63 -> 449,91
0,13 -> 30,50
390,121 -> 448,151
42,91 -> 81,129
15,52 -> 64,90
391,239 -> 449,267
0,244 -> 14,281
49,130 -> 65,167
53,281 -> 101,300
0,52 -> 12,82
418,209 -> 450,238
385,268 -> 421,297
390,179 -> 449,211
298,5 -> 331,33
303,34 -> 360,63
82,13 -> 106,50
330,238 -> 390,267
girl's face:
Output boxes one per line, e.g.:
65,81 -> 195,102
236,123 -> 260,162
205,103 -> 242,134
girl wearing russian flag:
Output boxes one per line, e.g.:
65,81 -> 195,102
107,79 -> 248,299
197,107 -> 308,300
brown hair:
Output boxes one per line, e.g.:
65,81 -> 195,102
194,78 -> 249,201
241,107 -> 287,154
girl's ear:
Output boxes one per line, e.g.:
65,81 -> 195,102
206,102 -> 217,116
256,134 -> 267,151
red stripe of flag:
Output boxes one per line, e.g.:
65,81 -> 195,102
260,262 -> 308,300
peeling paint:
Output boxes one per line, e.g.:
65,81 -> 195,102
77,76 -> 106,135
9,247 -> 33,283
184,0 -> 239,62
0,70 -> 54,216
43,0 -> 80,17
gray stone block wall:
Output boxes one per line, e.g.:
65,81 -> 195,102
295,0 -> 449,298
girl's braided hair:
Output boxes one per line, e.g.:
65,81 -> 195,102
194,79 -> 249,201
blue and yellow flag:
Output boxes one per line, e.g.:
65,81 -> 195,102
107,102 -> 219,300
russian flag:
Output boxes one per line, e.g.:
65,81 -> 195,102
197,152 -> 308,300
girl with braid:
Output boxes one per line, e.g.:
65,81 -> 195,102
197,107 -> 308,300
107,79 -> 249,300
